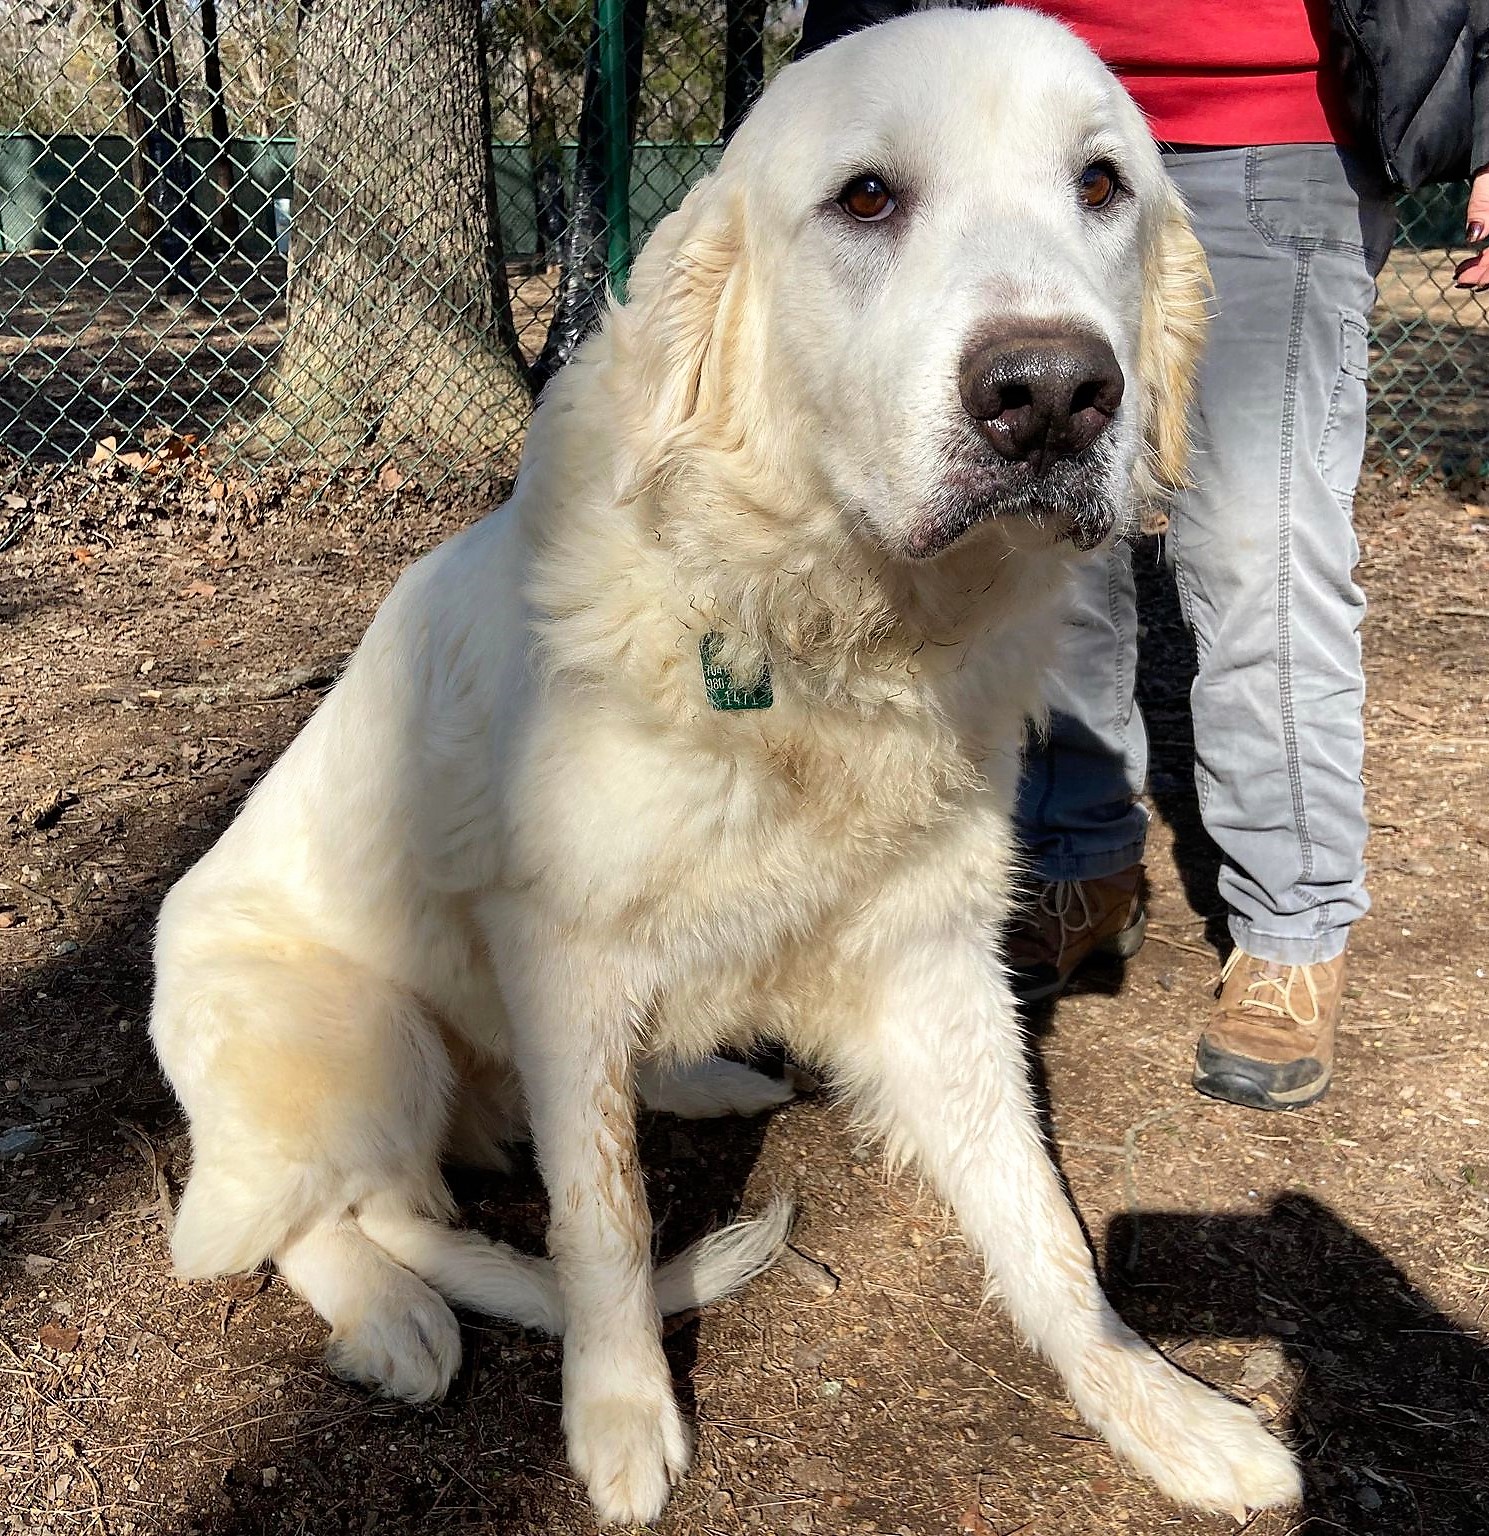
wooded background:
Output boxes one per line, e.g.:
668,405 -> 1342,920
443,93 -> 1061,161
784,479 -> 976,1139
0,0 -> 1483,491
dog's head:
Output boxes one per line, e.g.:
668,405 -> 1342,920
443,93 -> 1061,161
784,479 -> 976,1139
615,6 -> 1208,566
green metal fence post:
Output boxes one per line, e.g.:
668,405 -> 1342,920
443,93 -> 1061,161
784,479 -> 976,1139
597,0 -> 632,300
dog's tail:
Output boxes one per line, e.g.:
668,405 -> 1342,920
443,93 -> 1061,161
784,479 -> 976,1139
653,1197 -> 794,1317
356,1195 -> 793,1335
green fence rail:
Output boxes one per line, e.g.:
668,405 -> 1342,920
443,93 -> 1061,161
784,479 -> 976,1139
0,1 -> 1482,487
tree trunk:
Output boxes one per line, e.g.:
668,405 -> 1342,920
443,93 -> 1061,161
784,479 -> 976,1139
525,51 -> 566,266
516,0 -> 566,267
724,0 -> 766,141
113,0 -> 203,284
268,0 -> 531,463
199,0 -> 241,249
111,0 -> 156,252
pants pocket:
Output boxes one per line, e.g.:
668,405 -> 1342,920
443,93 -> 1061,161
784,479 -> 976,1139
1245,145 -> 1397,264
1318,309 -> 1370,508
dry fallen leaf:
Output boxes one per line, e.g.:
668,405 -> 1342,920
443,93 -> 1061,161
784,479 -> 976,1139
39,1322 -> 81,1353
181,579 -> 218,599
87,435 -> 119,465
70,547 -> 93,563
377,462 -> 406,492
224,1271 -> 270,1301
156,434 -> 199,462
23,788 -> 77,831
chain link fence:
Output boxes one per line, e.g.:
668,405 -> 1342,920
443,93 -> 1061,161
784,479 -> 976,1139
0,0 -> 1483,496
1373,185 -> 1489,481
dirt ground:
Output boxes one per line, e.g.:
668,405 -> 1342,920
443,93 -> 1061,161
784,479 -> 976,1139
1,452 -> 1486,1536
0,256 -> 564,474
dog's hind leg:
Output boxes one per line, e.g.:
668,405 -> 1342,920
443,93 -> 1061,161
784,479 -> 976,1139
276,1218 -> 463,1404
821,916 -> 1302,1521
154,946 -> 451,1271
155,950 -> 455,1282
637,1056 -> 794,1119
155,946 -> 507,1403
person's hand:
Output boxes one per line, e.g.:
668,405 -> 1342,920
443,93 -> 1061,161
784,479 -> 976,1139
1454,167 -> 1489,287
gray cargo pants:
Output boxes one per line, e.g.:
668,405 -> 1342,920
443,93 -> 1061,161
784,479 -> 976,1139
1015,144 -> 1398,965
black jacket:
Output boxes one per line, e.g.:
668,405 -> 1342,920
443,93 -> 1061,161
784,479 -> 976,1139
1329,0 -> 1489,189
796,0 -> 1489,190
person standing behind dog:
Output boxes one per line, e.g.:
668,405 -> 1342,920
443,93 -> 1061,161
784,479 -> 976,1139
797,0 -> 1489,1111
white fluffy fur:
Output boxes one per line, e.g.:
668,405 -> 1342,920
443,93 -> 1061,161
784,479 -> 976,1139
151,9 -> 1295,1526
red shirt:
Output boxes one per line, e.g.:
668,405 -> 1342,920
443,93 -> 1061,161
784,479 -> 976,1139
1043,1 -> 1350,147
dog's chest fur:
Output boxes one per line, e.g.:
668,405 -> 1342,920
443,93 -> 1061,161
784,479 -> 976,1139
469,404 -> 1067,1059
506,568 -> 1038,1060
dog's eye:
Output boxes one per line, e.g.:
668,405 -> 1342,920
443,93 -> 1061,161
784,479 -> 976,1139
838,174 -> 897,222
1077,161 -> 1119,210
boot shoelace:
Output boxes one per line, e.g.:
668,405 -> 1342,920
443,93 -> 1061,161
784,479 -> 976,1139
1037,879 -> 1095,968
1219,949 -> 1322,1028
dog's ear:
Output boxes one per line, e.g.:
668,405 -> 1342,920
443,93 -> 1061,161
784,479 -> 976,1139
1136,194 -> 1210,493
611,175 -> 748,490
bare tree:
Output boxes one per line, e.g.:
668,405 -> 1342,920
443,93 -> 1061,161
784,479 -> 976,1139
531,0 -> 777,384
514,0 -> 570,265
266,0 -> 530,462
112,0 -> 204,285
198,0 -> 240,246
724,0 -> 766,140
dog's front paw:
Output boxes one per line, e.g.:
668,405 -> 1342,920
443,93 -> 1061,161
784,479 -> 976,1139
565,1389 -> 692,1525
1096,1355 -> 1301,1517
325,1287 -> 462,1404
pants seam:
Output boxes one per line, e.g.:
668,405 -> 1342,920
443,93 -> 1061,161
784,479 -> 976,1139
1278,248 -> 1315,892
1244,144 -> 1374,258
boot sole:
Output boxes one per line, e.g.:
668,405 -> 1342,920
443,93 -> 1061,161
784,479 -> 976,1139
1192,1043 -> 1331,1113
1012,909 -> 1147,1004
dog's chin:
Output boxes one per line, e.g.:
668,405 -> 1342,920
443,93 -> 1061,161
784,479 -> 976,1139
899,462 -> 1124,562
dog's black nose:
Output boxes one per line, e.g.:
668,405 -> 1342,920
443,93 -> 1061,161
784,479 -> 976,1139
960,330 -> 1124,471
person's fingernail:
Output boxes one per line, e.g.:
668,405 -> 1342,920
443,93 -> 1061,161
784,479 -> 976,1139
1469,221 -> 1487,242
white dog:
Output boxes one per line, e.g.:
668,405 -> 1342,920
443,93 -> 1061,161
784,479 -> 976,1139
151,7 -> 1301,1524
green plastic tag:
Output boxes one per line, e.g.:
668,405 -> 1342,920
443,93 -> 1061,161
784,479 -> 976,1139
700,632 -> 773,711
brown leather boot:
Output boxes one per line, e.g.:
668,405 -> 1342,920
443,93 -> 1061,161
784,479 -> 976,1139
1005,864 -> 1146,1003
1193,949 -> 1347,1111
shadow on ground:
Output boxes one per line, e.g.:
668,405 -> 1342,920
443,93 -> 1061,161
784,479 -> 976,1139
1108,1194 -> 1489,1535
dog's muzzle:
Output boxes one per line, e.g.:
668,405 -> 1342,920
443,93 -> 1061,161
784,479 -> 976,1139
903,326 -> 1126,560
